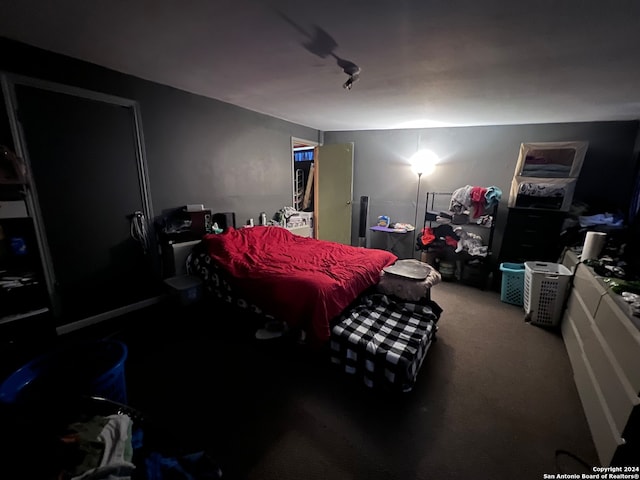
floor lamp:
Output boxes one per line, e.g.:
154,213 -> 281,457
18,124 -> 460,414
409,150 -> 439,259
413,171 -> 423,257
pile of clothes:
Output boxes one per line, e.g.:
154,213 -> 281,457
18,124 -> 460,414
584,257 -> 640,318
417,224 -> 488,257
449,185 -> 502,219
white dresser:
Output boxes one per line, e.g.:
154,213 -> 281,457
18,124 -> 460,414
561,250 -> 640,466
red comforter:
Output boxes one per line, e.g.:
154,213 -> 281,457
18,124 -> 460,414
203,226 -> 397,345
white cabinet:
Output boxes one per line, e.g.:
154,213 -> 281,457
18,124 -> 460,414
561,259 -> 640,466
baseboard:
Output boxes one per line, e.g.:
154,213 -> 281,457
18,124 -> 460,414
55,295 -> 166,335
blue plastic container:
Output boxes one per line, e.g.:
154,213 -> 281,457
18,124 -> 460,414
499,262 -> 525,306
0,340 -> 128,406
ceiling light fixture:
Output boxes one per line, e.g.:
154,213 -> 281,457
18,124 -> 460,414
343,69 -> 360,90
341,63 -> 361,90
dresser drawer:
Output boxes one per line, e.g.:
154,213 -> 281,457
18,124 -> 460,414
573,347 -> 626,467
563,315 -> 624,466
500,209 -> 566,263
500,241 -> 560,263
594,295 -> 640,394
573,264 -> 607,317
582,322 -> 640,435
565,289 -> 593,341
505,208 -> 565,228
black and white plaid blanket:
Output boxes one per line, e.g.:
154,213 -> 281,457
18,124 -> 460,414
187,251 -> 274,319
330,293 -> 442,392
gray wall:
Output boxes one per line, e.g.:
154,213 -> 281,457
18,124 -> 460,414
325,121 -> 640,256
0,37 -> 319,228
2,38 -> 638,263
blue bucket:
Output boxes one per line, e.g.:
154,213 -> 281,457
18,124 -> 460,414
0,340 -> 128,406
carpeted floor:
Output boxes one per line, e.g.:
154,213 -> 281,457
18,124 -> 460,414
58,280 -> 600,479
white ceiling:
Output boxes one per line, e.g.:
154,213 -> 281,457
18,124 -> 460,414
1,0 -> 640,131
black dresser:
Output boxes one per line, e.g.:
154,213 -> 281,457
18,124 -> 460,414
499,207 -> 566,263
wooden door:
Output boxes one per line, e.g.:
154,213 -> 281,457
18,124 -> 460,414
10,81 -> 159,326
314,143 -> 354,244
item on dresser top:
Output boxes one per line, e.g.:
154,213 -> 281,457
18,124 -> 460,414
377,215 -> 391,227
605,277 -> 640,295
581,231 -> 607,261
620,291 -> 640,317
582,258 -> 626,279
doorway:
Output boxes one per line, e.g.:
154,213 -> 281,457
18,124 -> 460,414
291,137 -> 318,234
291,138 -> 354,244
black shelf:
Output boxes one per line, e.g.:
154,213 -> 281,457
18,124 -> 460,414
419,191 -> 499,288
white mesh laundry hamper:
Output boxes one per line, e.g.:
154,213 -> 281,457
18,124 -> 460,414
523,262 -> 572,327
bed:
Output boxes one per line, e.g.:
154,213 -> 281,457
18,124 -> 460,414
187,226 -> 398,346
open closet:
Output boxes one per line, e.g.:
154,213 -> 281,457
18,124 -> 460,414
1,73 -> 162,332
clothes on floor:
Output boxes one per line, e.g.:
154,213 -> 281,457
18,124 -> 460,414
63,414 -> 135,480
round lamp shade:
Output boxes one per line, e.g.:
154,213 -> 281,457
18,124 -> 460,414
409,149 -> 439,175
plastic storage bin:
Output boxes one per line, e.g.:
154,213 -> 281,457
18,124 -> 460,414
499,262 -> 525,306
0,340 -> 128,407
164,274 -> 203,306
523,261 -> 573,327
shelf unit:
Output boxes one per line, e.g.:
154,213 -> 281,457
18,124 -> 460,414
293,168 -> 304,211
420,191 -> 498,287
